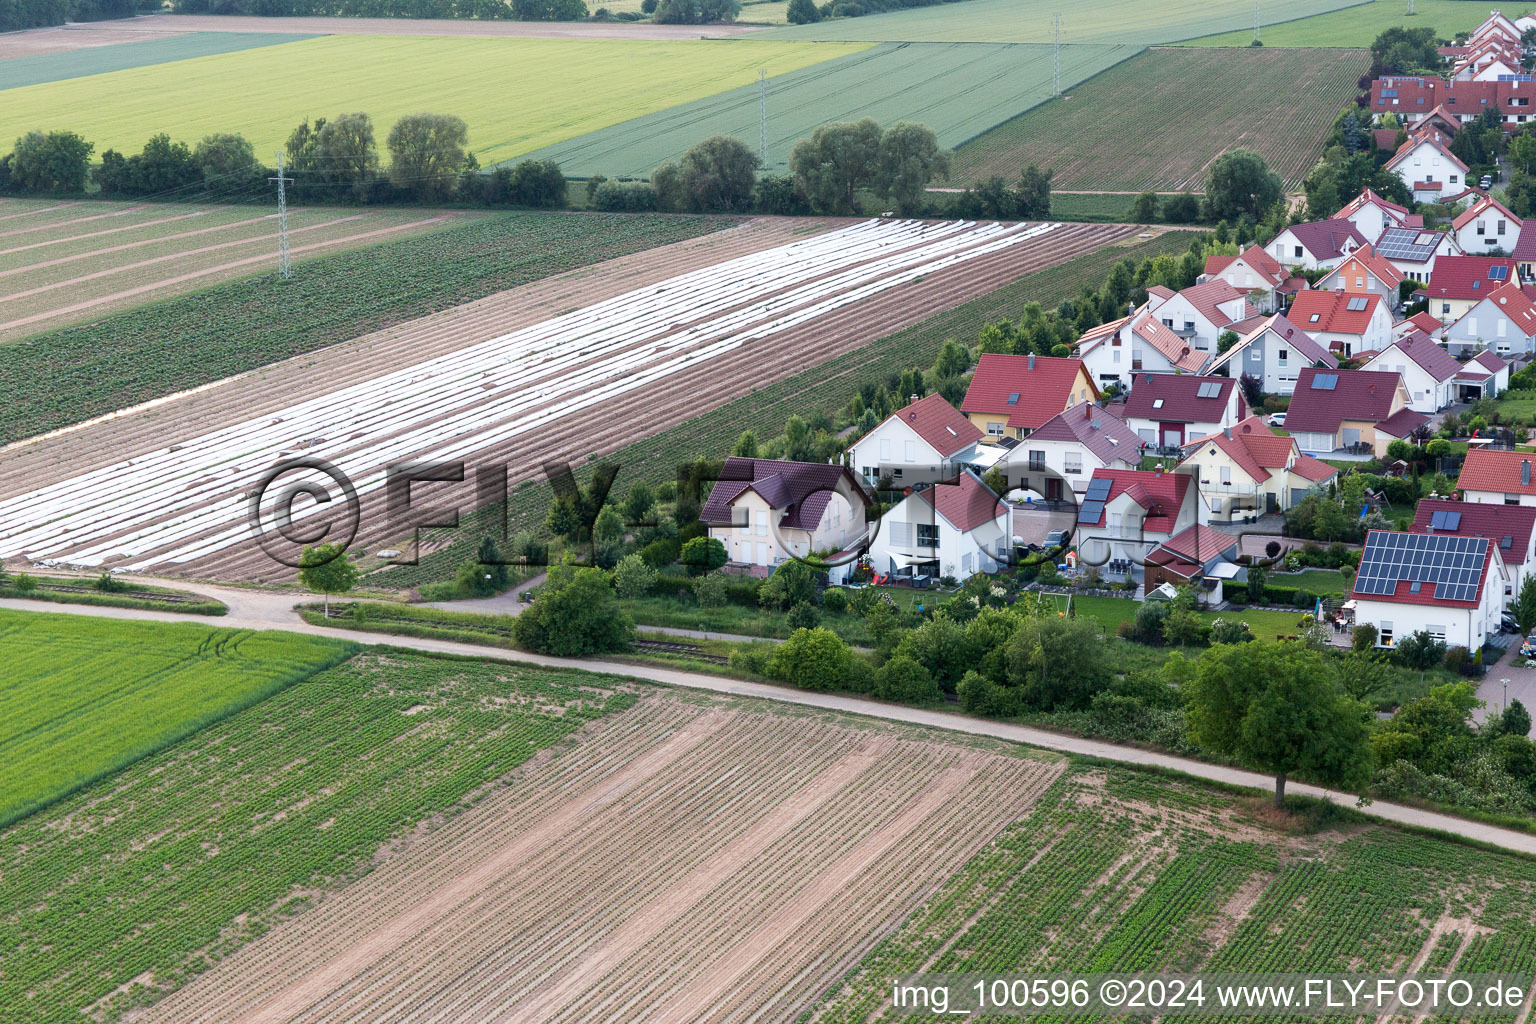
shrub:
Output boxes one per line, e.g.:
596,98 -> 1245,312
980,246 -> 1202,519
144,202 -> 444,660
759,559 -> 816,609
14,573 -> 37,593
1210,617 -> 1252,645
92,572 -> 128,593
593,180 -> 657,211
821,587 -> 848,614
1443,644 -> 1473,676
1134,601 -> 1168,644
513,560 -> 634,656
727,643 -> 775,677
1292,589 -> 1315,610
693,571 -> 729,607
612,553 -> 657,599
1115,619 -> 1137,640
1352,623 -> 1378,651
768,627 -> 850,691
957,669 -> 1021,717
640,537 -> 680,568
787,601 -> 821,630
679,536 -> 727,575
874,654 -> 944,705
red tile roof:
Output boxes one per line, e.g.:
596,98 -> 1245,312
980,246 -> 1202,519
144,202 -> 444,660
1183,415 -> 1297,483
1459,448 -> 1536,496
1207,313 -> 1338,376
1472,281 -> 1536,337
1385,135 -> 1469,175
855,393 -> 981,459
1370,331 -> 1461,382
1471,349 -> 1509,373
1281,220 -> 1369,262
1378,406 -> 1430,438
1328,242 -> 1404,289
1122,373 -> 1239,425
1178,278 -> 1254,327
1412,498 -> 1536,564
1292,454 -> 1339,482
1158,523 -> 1237,564
1350,530 -> 1495,609
701,457 -> 867,531
1451,194 -> 1522,231
1397,311 -> 1445,337
960,353 -> 1096,431
1286,367 -> 1405,435
1425,255 -> 1521,301
1288,289 -> 1382,336
1129,312 -> 1209,373
1028,402 -> 1144,464
1082,468 -> 1192,534
1204,244 -> 1285,285
918,470 -> 1007,534
1337,187 -> 1409,222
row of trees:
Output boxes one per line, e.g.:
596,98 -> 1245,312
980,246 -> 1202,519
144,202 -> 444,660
167,0 -> 741,19
1,0 -> 140,31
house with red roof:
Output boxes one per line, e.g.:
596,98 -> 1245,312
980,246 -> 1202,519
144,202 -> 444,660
1413,497 -> 1536,600
1453,349 -> 1511,402
1265,220 -> 1369,272
1143,524 -> 1241,599
1076,308 -> 1211,390
1423,254 -> 1521,321
960,352 -> 1098,441
1394,311 -> 1446,342
702,457 -> 870,572
1002,403 -> 1143,501
1204,313 -> 1338,396
1286,289 -> 1392,356
866,468 -> 1010,581
1316,243 -> 1405,312
1459,448 -> 1536,507
845,393 -> 984,488
1383,133 -> 1470,200
1452,195 -> 1522,254
1333,188 -> 1410,242
1176,415 -> 1338,524
1445,280 -> 1536,357
1285,367 -> 1426,457
1201,245 -> 1287,313
1074,468 -> 1198,569
1143,278 -> 1256,354
1360,332 -> 1462,412
1348,529 -> 1507,652
1118,373 -> 1246,449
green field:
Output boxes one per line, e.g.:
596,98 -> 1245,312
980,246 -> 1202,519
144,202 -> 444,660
0,32 -> 319,91
0,610 -> 352,829
0,648 -> 635,1023
814,765 -> 1536,1017
523,41 -> 1135,177
950,47 -> 1371,191
1190,0 -> 1532,46
1039,192 -> 1152,221
0,210 -> 732,444
0,35 -> 868,167
753,0 -> 1363,43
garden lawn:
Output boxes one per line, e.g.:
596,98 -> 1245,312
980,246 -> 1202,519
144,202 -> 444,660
1066,594 -> 1316,639
1269,568 -> 1351,597
0,609 -> 353,829
621,593 -> 881,646
1188,0 -> 1503,47
1495,390 -> 1536,421
0,35 -> 870,166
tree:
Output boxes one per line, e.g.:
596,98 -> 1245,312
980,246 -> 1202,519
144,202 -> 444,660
893,614 -> 976,688
514,558 -> 634,655
1397,629 -> 1447,678
755,173 -> 806,215
297,542 -> 357,619
1006,616 -> 1109,710
8,130 -> 92,193
1129,190 -> 1159,223
680,536 -> 727,575
675,134 -> 759,212
731,430 -> 759,458
1161,191 -> 1200,224
613,552 -> 657,599
622,482 -> 655,526
1351,622 -> 1378,652
478,535 -> 510,591
693,571 -> 729,607
513,0 -> 588,16
760,559 -> 817,610
387,113 -> 470,202
873,121 -> 947,214
1370,25 -> 1441,76
193,133 -> 260,187
1246,564 -> 1268,604
592,504 -> 626,569
1187,640 -> 1372,806
1206,149 -> 1283,224
1511,131 -> 1536,176
1017,164 -> 1052,218
1506,171 -> 1536,220
312,112 -> 379,200
789,118 -> 883,215
768,627 -> 850,691
1336,649 -> 1393,703
653,0 -> 739,22
1516,574 -> 1536,636
874,654 -> 945,704
1505,699 -> 1533,739
504,158 -> 567,207
786,0 -> 819,20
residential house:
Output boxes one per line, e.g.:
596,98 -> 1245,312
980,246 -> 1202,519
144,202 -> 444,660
845,393 -> 984,488
1372,74 -> 1536,130
1422,255 -> 1521,322
1510,224 -> 1536,281
1349,529 -> 1507,653
1393,310 -> 1447,341
1201,245 -> 1287,313
1315,243 -> 1405,312
1333,188 -> 1411,242
1284,366 -> 1427,457
1075,309 -> 1210,391
1444,280 -> 1536,356
702,457 -> 870,571
865,469 -> 1009,582
1073,468 -> 1197,567
1459,448 -> 1536,506
1412,498 -> 1536,602
1374,225 -> 1457,284
1119,373 -> 1246,449
1286,289 -> 1392,357
1144,524 -> 1241,600
1266,220 -> 1368,271
959,352 -> 1098,440
1383,133 -> 1470,197
1002,402 -> 1143,502
1143,278 -> 1257,354
1451,195 -> 1522,254
1204,313 -> 1338,396
1454,349 -> 1512,402
1176,415 -> 1338,523
1360,332 -> 1461,412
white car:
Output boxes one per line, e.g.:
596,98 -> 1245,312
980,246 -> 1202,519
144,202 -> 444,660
1268,412 -> 1287,427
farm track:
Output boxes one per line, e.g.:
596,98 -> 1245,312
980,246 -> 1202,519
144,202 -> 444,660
0,219 -> 1135,582
138,697 -> 1064,1024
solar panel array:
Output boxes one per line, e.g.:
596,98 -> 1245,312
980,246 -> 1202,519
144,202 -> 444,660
1196,381 -> 1221,398
1354,532 -> 1488,603
1429,509 -> 1462,531
1346,296 -> 1368,311
1078,477 -> 1112,524
1376,228 -> 1437,262
1085,478 -> 1112,501
1311,373 -> 1339,390
1491,266 -> 1510,281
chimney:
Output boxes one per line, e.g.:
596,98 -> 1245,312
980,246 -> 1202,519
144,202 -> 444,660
1028,353 -> 1036,370
1223,427 -> 1233,440
910,394 -> 919,404
1524,460 -> 1531,486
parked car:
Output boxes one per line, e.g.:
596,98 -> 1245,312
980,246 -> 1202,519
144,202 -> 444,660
1268,412 -> 1287,427
1502,612 -> 1521,634
1480,174 -> 1494,190
1043,529 -> 1069,550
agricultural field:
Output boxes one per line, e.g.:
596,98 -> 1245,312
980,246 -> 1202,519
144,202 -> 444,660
1037,191 -> 1151,222
0,218 -> 1138,582
809,765 -> 1536,1020
0,31 -> 316,90
522,41 -> 1135,178
0,208 -> 735,439
0,609 -> 351,829
1189,0 -> 1521,47
949,47 -> 1371,192
0,35 -> 871,166
752,0 -> 1363,44
0,198 -> 468,337
0,648 -> 638,1024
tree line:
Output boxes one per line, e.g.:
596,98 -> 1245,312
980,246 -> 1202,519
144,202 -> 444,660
166,0 -> 739,21
1,0 -> 142,32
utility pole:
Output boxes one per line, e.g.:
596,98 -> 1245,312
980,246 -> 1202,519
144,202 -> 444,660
269,151 -> 293,280
1407,0 -> 1415,15
1254,0 -> 1261,43
1053,13 -> 1061,96
758,68 -> 768,167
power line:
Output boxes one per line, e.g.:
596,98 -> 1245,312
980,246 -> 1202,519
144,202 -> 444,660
1254,0 -> 1261,43
269,151 -> 294,280
759,68 -> 768,167
1053,13 -> 1061,96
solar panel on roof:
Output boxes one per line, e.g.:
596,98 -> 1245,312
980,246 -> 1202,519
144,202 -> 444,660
1077,501 -> 1104,524
1492,266 -> 1510,280
1085,478 -> 1112,501
1311,374 -> 1338,390
1346,296 -> 1368,311
1416,233 -> 1437,245
1355,531 -> 1488,604
1197,382 -> 1220,398
1430,509 -> 1462,530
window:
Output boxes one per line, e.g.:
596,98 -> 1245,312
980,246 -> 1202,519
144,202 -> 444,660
1378,620 -> 1394,647
1278,348 -> 1289,362
1219,466 -> 1231,485
903,440 -> 916,463
1451,174 -> 1459,184
1479,222 -> 1487,235
754,510 -> 767,537
1508,494 -> 1521,505
1028,450 -> 1045,471
916,523 -> 938,548
1355,276 -> 1364,287
1250,346 -> 1260,360
1065,453 -> 1082,474
879,439 -> 891,461
1500,220 -> 1509,235
1212,497 -> 1224,513
988,422 -> 1004,436
1294,245 -> 1303,258
1113,348 -> 1121,363
1427,624 -> 1447,643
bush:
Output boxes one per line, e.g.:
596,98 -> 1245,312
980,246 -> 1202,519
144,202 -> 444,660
513,560 -> 634,656
640,537 -> 680,568
1115,619 -> 1137,640
612,553 -> 657,599
1292,589 -> 1315,610
821,587 -> 848,614
92,572 -> 128,593
727,642 -> 775,677
1134,601 -> 1168,644
1443,645 -> 1472,676
874,654 -> 944,705
768,627 -> 850,691
13,573 -> 36,593
1209,617 -> 1252,645
680,536 -> 727,575
787,600 -> 821,630
593,180 -> 657,211
693,571 -> 729,607
1352,623 -> 1378,651
958,669 -> 1022,717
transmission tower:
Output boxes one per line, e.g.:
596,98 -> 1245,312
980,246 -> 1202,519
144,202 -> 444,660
1052,13 -> 1061,96
1406,0 -> 1414,14
759,68 -> 768,167
269,151 -> 293,280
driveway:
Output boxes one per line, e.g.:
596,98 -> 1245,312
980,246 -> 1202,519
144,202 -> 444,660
1477,643 -> 1536,735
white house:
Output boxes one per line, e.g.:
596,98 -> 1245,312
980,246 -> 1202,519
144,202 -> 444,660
1201,245 -> 1287,313
845,393 -> 984,488
1176,416 -> 1338,524
1459,448 -> 1536,506
1375,225 -> 1457,284
1425,255 -> 1523,323
1315,243 -> 1405,312
1349,530 -> 1507,653
1451,196 -> 1523,255
702,457 -> 870,571
1413,498 -> 1536,603
1075,308 -> 1211,391
1073,468 -> 1197,568
1002,402 -> 1143,501
1267,220 -> 1368,272
1454,349 -> 1512,402
1444,281 -> 1536,357
1142,278 -> 1256,356
1285,289 -> 1392,357
866,469 -> 1010,581
1284,367 -> 1426,457
1333,188 -> 1410,243
1204,313 -> 1338,396
1384,135 -> 1471,199
1360,332 -> 1461,413
1119,373 -> 1247,449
